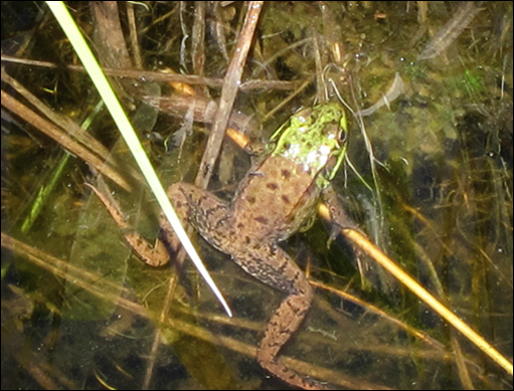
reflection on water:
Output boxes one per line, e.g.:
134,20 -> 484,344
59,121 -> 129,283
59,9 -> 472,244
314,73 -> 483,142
2,1 -> 512,390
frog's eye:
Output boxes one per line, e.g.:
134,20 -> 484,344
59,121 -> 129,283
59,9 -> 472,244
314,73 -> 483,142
339,129 -> 347,143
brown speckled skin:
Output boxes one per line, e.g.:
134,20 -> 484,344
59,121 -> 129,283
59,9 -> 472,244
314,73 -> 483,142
159,154 -> 327,389
92,154 -> 330,389
91,103 -> 348,389
164,155 -> 322,292
233,156 -> 321,242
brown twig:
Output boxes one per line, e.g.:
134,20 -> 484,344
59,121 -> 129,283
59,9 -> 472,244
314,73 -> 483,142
195,1 -> 264,189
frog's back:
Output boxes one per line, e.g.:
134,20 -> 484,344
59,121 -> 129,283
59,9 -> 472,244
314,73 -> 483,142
231,155 -> 322,242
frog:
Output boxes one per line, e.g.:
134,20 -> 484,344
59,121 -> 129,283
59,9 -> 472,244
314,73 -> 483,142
90,102 -> 348,390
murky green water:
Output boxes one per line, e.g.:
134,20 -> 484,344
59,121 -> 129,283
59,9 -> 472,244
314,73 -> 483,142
2,2 -> 512,389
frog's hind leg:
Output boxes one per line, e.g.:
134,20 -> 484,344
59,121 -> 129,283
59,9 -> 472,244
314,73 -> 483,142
168,184 -> 327,389
235,245 -> 326,390
87,183 -> 170,267
163,182 -> 232,254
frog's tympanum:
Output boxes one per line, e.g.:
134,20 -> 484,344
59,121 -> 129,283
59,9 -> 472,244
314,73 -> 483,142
93,102 -> 348,390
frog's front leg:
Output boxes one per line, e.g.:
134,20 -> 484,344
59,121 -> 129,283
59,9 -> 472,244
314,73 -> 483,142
322,185 -> 358,234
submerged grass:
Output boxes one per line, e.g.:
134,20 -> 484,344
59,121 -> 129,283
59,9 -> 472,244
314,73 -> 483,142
1,2 -> 512,390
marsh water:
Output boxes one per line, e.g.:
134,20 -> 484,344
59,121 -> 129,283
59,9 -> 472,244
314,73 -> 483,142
1,2 -> 512,389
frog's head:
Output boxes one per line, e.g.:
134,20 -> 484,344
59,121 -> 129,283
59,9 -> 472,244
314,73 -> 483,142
270,102 -> 348,185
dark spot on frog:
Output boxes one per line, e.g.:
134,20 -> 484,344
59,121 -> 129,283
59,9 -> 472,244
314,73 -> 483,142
281,195 -> 290,204
247,196 -> 256,204
237,223 -> 245,229
266,182 -> 279,190
281,169 -> 291,179
270,244 -> 279,255
255,216 -> 269,224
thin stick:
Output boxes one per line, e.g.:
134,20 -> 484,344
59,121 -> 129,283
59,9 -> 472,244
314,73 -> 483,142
195,1 -> 264,189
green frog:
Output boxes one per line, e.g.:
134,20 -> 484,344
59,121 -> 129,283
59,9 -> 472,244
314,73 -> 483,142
91,102 -> 348,389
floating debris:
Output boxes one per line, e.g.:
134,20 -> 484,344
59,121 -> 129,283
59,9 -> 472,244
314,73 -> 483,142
418,1 -> 482,61
357,72 -> 405,116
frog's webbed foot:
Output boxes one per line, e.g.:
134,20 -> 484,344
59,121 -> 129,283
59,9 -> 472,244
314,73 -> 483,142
258,290 -> 332,390
86,183 -> 170,267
